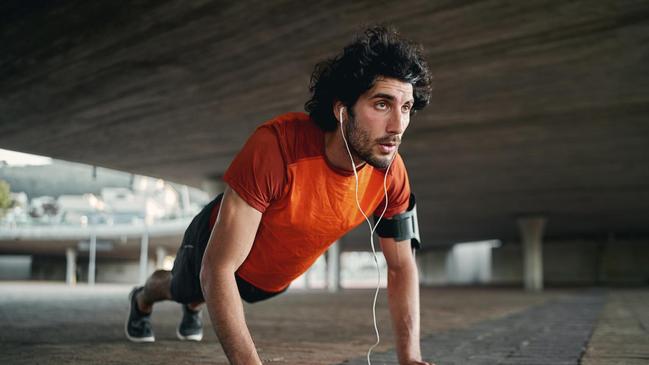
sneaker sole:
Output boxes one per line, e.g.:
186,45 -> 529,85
176,328 -> 203,342
125,288 -> 155,343
125,327 -> 155,343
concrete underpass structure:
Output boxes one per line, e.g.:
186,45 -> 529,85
1,0 -> 648,291
0,219 -> 190,284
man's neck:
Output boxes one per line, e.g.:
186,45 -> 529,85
324,129 -> 365,172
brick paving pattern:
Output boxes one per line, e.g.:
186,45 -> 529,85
342,292 -> 605,365
1,283 -> 646,364
581,290 -> 649,365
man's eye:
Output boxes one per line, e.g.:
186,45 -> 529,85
376,101 -> 388,110
402,104 -> 412,113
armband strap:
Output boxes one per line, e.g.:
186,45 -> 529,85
373,193 -> 421,250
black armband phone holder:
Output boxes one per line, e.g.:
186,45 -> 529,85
373,193 -> 421,250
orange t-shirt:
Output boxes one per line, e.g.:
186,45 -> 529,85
220,112 -> 411,292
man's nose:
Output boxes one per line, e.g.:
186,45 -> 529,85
386,109 -> 405,134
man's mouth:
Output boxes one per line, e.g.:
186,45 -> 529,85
378,141 -> 398,154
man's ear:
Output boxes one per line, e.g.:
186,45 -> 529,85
333,101 -> 345,123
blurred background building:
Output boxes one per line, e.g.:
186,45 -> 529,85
0,152 -> 209,284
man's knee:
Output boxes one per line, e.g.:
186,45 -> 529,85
150,269 -> 171,281
144,270 -> 172,291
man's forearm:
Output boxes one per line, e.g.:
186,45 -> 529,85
387,261 -> 422,364
201,268 -> 262,365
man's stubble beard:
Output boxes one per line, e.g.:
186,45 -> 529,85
344,113 -> 397,169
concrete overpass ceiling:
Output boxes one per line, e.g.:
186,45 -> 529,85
1,1 -> 648,247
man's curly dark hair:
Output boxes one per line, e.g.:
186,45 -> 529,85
305,26 -> 432,132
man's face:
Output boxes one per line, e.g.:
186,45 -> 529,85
344,77 -> 414,169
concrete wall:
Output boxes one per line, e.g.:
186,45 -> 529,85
544,241 -> 599,285
5,237 -> 649,286
30,255 -> 67,281
0,255 -> 32,280
417,247 -> 451,286
27,255 -> 154,284
491,239 -> 649,286
490,244 -> 524,285
77,259 -> 154,284
417,238 -> 649,287
598,240 -> 649,285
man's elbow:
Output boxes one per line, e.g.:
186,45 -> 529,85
200,259 -> 222,296
388,250 -> 417,272
199,258 -> 236,298
388,256 -> 418,279
199,261 -> 213,297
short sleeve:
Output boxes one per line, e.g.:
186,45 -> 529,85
223,126 -> 287,213
372,154 -> 411,218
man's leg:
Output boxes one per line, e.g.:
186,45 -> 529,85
125,283 -> 156,343
177,300 -> 205,341
136,269 -> 173,313
126,268 -> 205,342
126,269 -> 175,343
126,193 -> 221,342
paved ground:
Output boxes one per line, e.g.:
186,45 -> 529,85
344,291 -> 606,365
581,290 -> 649,365
0,283 -> 647,365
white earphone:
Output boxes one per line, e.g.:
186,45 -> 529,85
338,103 -> 397,365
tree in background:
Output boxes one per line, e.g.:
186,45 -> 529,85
0,179 -> 11,218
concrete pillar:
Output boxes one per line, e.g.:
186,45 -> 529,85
517,217 -> 546,291
181,185 -> 191,215
66,248 -> 77,286
155,247 -> 167,269
327,241 -> 340,292
139,227 -> 149,285
88,232 -> 97,286
304,266 -> 312,289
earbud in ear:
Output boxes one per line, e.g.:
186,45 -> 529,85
339,107 -> 345,124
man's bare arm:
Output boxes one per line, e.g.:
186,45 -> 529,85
200,186 -> 263,365
380,237 -> 433,365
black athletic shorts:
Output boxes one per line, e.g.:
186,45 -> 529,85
169,193 -> 286,304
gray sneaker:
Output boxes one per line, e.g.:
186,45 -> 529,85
125,287 -> 155,343
177,304 -> 203,341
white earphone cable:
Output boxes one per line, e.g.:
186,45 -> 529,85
339,109 -> 397,365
